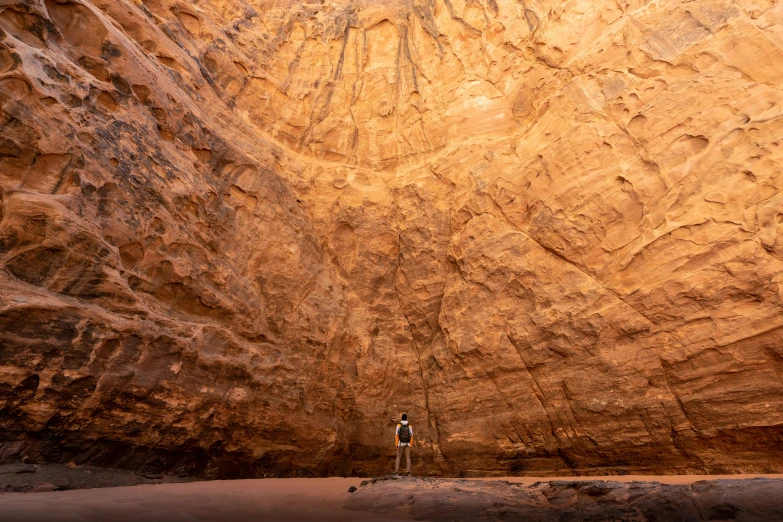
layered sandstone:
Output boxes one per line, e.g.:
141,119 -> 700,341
1,0 -> 783,478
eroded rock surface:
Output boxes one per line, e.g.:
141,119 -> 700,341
1,0 -> 783,477
0,463 -> 187,492
345,477 -> 783,521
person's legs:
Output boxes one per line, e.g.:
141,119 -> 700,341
395,445 -> 401,473
405,445 -> 411,474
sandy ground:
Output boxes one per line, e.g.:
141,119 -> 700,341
3,474 -> 783,522
0,478 -> 406,522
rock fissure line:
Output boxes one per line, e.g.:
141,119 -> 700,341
391,183 -> 445,468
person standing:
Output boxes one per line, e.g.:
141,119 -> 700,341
394,413 -> 413,475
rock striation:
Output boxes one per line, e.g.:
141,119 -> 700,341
1,0 -> 783,478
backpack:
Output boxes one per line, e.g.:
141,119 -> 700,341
398,423 -> 411,443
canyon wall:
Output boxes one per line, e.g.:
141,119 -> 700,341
1,0 -> 783,478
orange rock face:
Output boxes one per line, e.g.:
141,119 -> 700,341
1,0 -> 783,478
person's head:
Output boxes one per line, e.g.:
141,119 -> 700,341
401,413 -> 407,421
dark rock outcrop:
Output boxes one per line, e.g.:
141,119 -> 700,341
346,477 -> 783,521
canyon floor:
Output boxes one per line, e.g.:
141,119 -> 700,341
3,474 -> 783,522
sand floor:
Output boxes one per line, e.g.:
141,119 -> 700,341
3,474 -> 783,522
0,478 -> 403,522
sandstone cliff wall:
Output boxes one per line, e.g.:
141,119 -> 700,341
1,0 -> 783,477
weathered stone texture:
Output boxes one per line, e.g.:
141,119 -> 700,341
345,476 -> 783,521
1,0 -> 783,477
